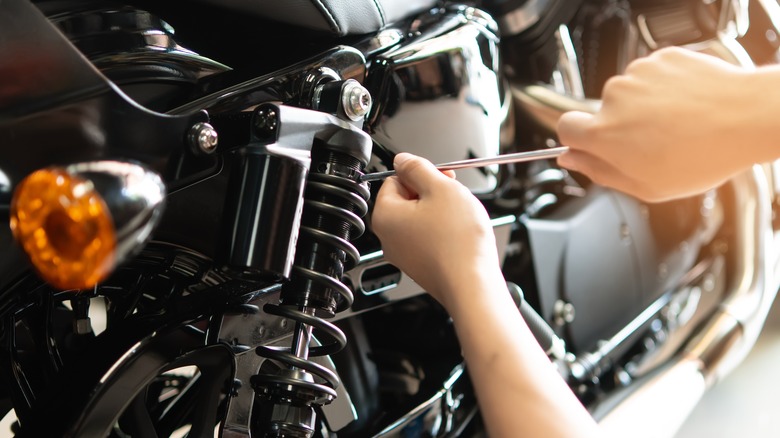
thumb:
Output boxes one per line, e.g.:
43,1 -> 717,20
557,111 -> 597,149
393,153 -> 448,197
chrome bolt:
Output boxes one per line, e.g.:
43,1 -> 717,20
342,80 -> 372,121
189,122 -> 218,154
554,300 -> 575,326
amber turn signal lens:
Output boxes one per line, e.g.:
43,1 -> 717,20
10,168 -> 116,290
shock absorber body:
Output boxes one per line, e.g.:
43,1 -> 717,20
221,83 -> 372,436
253,144 -> 370,436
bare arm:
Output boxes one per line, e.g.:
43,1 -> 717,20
372,153 -> 602,438
557,47 -> 780,202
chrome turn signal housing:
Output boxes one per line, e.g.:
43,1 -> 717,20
10,161 -> 165,290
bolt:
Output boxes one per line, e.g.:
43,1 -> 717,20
253,107 -> 278,137
553,300 -> 575,326
189,122 -> 218,154
342,80 -> 372,121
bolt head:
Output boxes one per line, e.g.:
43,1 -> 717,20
253,107 -> 278,137
189,122 -> 218,154
342,81 -> 372,121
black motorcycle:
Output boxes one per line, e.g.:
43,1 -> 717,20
1,0 -> 779,436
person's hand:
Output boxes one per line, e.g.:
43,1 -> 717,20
371,153 -> 501,309
557,47 -> 775,202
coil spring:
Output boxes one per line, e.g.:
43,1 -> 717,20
251,147 -> 369,424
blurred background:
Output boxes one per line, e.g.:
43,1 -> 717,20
675,300 -> 780,437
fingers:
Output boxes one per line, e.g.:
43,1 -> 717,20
557,111 -> 596,151
372,177 -> 407,242
557,150 -> 648,200
393,153 -> 451,196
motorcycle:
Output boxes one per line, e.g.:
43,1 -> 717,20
1,0 -> 779,436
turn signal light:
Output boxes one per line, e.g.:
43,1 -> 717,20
10,168 -> 116,290
10,161 -> 165,291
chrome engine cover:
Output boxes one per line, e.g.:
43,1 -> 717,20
366,6 -> 509,194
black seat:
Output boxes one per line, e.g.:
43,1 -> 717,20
196,0 -> 439,36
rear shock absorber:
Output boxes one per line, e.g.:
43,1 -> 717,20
252,145 -> 370,436
227,82 -> 372,437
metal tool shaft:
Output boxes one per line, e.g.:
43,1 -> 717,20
359,146 -> 569,182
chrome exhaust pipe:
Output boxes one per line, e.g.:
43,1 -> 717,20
596,164 -> 777,438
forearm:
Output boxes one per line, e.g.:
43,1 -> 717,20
443,268 -> 602,438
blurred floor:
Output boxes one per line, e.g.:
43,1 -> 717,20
674,298 -> 780,438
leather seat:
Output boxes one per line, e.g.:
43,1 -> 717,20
198,0 -> 439,36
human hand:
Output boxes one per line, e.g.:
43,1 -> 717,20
371,153 -> 501,309
556,47 -> 774,202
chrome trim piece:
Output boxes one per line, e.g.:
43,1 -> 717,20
67,161 -> 166,269
553,25 -> 585,98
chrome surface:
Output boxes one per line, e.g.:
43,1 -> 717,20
497,0 -> 551,36
188,122 -> 219,154
511,83 -> 600,131
67,160 -> 166,269
372,364 -> 474,437
719,0 -> 751,38
586,31 -> 780,437
360,147 -> 568,182
507,15 -> 780,433
552,25 -> 584,98
367,6 -> 506,194
218,289 -> 358,436
46,6 -> 229,80
168,47 -> 367,116
570,293 -> 673,382
341,80 -> 373,121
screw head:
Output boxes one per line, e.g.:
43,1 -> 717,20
554,300 -> 576,326
342,81 -> 372,121
189,122 -> 218,154
253,107 -> 278,138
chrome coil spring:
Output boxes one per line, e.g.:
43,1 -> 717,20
251,147 -> 369,435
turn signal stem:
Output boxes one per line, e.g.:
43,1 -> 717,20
10,161 -> 165,290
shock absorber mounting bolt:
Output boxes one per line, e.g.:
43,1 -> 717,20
189,122 -> 219,154
342,81 -> 372,121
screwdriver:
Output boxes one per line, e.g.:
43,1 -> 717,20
359,146 -> 569,182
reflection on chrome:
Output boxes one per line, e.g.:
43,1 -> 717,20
372,364 -> 474,437
367,6 -> 507,194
